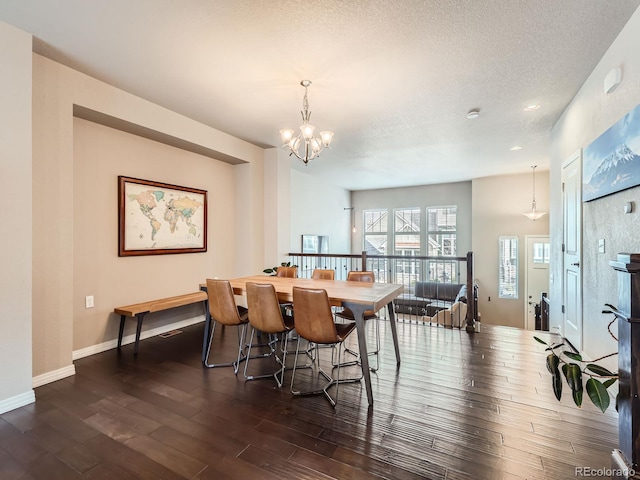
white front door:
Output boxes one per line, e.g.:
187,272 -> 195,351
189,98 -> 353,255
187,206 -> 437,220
525,235 -> 550,330
562,150 -> 582,349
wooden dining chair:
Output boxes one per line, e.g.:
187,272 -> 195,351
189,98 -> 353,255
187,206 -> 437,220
334,270 -> 381,371
244,282 -> 295,387
275,266 -> 298,278
203,279 -> 249,374
311,268 -> 335,280
291,286 -> 359,408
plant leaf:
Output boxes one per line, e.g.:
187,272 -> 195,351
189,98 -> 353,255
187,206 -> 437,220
562,363 -> 583,408
567,364 -> 583,406
603,378 -> 618,389
586,364 -> 616,377
552,372 -> 562,401
563,351 -> 583,362
534,336 -> 548,345
546,354 -> 560,375
572,388 -> 583,407
586,378 -> 610,413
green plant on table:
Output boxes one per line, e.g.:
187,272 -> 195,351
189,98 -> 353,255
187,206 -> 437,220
263,261 -> 295,276
534,303 -> 620,413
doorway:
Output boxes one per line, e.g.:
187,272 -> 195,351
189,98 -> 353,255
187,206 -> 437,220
525,235 -> 550,330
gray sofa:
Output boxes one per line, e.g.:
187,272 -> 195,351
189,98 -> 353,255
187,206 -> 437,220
394,281 -> 474,317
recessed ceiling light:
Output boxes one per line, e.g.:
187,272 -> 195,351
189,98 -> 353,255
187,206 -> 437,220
510,145 -> 523,151
524,104 -> 540,111
467,109 -> 480,119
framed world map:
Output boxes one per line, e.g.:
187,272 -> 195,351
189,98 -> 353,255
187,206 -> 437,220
118,176 -> 207,256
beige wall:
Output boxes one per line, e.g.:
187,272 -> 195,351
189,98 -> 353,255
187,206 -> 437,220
290,168 -> 351,255
472,172 -> 550,328
32,54 -> 266,379
264,148 -> 292,267
72,118 -> 238,351
0,21 -> 34,411
550,8 -> 640,367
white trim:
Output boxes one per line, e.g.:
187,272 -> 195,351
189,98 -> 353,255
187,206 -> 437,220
0,389 -> 35,414
72,315 -> 205,360
32,364 -> 76,388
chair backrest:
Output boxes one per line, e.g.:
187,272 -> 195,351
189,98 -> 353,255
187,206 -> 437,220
275,266 -> 298,278
205,279 -> 245,326
292,287 -> 339,344
347,271 -> 375,283
311,269 -> 335,280
246,282 -> 288,334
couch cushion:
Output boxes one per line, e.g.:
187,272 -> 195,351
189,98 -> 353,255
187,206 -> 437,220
415,281 -> 463,302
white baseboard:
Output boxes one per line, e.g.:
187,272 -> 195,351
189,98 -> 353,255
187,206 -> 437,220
32,364 -> 76,388
72,315 -> 205,361
0,389 -> 35,414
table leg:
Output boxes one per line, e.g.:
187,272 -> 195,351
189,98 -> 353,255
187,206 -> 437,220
343,301 -> 373,406
387,301 -> 401,365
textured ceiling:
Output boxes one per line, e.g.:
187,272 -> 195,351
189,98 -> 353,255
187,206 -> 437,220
1,0 -> 638,190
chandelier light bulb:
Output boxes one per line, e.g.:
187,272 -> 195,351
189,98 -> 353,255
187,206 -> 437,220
320,131 -> 334,146
279,129 -> 294,144
301,124 -> 315,139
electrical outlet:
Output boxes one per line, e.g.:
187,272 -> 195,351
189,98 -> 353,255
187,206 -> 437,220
85,295 -> 94,309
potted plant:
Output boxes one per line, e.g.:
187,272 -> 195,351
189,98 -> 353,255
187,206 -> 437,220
535,304 -> 619,413
263,261 -> 295,276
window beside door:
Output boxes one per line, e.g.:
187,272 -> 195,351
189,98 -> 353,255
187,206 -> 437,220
499,236 -> 518,299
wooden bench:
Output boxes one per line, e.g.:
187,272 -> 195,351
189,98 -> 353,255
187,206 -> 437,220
114,291 -> 208,355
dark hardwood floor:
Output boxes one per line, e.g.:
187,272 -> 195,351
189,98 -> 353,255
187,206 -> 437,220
0,320 -> 618,479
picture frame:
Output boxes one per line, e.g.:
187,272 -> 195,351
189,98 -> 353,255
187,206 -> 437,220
118,176 -> 207,256
301,235 -> 329,254
583,103 -> 640,202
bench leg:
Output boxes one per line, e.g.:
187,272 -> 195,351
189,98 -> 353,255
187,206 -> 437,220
118,315 -> 126,349
134,313 -> 146,355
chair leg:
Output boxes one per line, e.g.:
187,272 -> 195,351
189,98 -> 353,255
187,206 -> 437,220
203,321 -> 248,374
291,339 -> 357,409
331,319 -> 380,372
244,330 -> 289,388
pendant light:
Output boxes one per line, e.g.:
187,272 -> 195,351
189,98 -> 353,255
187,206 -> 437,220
522,165 -> 546,221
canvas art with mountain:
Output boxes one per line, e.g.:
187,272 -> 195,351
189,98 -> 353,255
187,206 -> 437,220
583,103 -> 640,202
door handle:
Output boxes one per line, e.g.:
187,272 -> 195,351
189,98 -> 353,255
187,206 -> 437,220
571,262 -> 580,267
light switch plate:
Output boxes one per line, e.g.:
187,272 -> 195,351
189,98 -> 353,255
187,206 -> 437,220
598,238 -> 605,254
85,295 -> 94,309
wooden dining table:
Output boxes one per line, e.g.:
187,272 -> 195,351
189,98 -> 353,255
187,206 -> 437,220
202,275 -> 404,406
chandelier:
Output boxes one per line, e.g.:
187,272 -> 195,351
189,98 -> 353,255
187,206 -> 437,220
279,80 -> 334,165
522,165 -> 547,221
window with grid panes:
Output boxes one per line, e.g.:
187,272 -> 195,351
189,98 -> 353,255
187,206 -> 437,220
499,236 -> 518,299
426,206 -> 457,282
363,209 -> 388,255
393,208 -> 421,284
